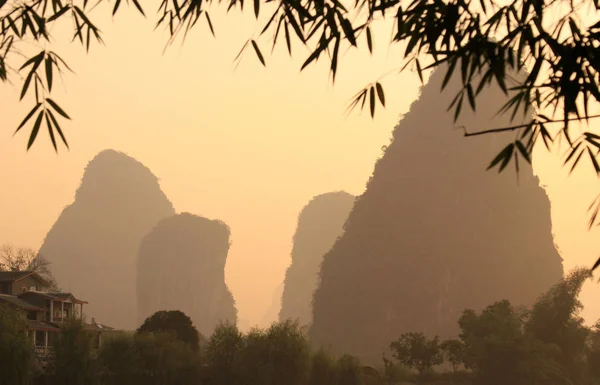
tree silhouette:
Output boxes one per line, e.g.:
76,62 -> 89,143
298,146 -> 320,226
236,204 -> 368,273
137,310 -> 201,352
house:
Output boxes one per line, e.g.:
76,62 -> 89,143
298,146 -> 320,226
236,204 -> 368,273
0,271 -> 114,360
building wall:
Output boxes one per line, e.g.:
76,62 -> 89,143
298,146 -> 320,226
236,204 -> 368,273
11,276 -> 45,295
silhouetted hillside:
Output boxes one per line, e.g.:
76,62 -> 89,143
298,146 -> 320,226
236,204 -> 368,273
261,282 -> 283,328
279,191 -> 355,326
39,150 -> 175,330
309,67 -> 564,364
137,213 -> 237,336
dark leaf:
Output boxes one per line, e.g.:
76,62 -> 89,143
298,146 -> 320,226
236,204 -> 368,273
284,21 -> 291,54
487,143 -> 514,171
205,13 -> 215,36
46,109 -> 69,148
27,111 -> 44,150
251,40 -> 266,66
45,55 -> 53,91
466,84 -> 476,111
112,0 -> 122,15
45,111 -> 57,151
15,103 -> 42,133
339,17 -> 357,46
366,26 -> 372,53
415,59 -> 423,84
20,72 -> 35,101
592,257 -> 600,272
131,0 -> 146,16
46,98 -> 71,119
515,140 -> 531,163
376,82 -> 385,107
331,37 -> 340,82
369,86 -> 375,118
254,0 -> 260,18
48,6 -> 71,22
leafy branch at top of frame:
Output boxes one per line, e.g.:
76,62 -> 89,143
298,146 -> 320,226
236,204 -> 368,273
1,0 -> 144,152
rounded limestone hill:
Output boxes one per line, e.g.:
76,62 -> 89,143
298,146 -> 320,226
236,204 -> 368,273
279,191 -> 355,327
309,66 -> 564,365
136,212 -> 237,336
39,149 -> 175,330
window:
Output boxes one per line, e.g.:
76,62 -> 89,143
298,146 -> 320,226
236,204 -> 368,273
0,283 -> 9,294
35,331 -> 45,347
94,333 -> 101,349
27,311 -> 37,321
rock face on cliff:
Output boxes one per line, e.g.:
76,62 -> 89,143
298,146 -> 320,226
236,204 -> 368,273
137,213 -> 237,336
309,67 -> 564,364
279,191 -> 355,326
39,150 -> 175,330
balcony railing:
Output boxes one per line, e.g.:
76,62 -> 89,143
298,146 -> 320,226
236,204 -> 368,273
34,346 -> 54,359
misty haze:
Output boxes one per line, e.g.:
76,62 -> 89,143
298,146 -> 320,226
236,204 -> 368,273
2,0 -> 600,384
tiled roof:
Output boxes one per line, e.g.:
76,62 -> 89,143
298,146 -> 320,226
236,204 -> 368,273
0,294 -> 45,311
85,322 -> 114,331
20,291 -> 88,304
26,320 -> 60,331
0,271 -> 34,283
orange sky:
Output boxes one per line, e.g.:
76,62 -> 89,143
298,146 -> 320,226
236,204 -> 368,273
1,1 -> 599,328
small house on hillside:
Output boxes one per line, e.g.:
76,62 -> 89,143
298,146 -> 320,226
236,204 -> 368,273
0,271 -> 114,360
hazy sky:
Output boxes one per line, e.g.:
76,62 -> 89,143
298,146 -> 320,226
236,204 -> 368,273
1,1 -> 599,327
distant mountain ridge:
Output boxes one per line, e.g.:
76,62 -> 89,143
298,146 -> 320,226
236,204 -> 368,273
137,212 -> 237,336
39,149 -> 176,330
309,66 -> 564,364
279,191 -> 355,327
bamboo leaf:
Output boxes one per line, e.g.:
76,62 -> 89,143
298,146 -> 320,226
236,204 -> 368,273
46,109 -> 69,148
466,84 -> 476,111
131,0 -> 145,16
515,140 -> 531,163
251,40 -> 266,66
45,55 -> 53,92
27,111 -> 44,150
112,0 -> 122,15
45,111 -> 58,151
376,82 -> 385,107
15,103 -> 42,133
369,86 -> 375,118
46,98 -> 71,119
487,143 -> 514,171
254,0 -> 260,18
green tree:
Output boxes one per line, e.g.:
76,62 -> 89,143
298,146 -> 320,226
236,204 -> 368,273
389,332 -> 443,376
309,348 -> 339,385
458,300 -> 569,385
336,354 -> 364,385
204,322 -> 245,385
237,320 -> 311,385
133,332 -> 198,385
53,319 -> 96,385
439,339 -> 465,373
137,310 -> 201,352
525,268 -> 593,383
588,320 -> 600,380
458,301 -> 529,385
97,332 -> 139,385
0,303 -> 33,385
381,355 -> 411,385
